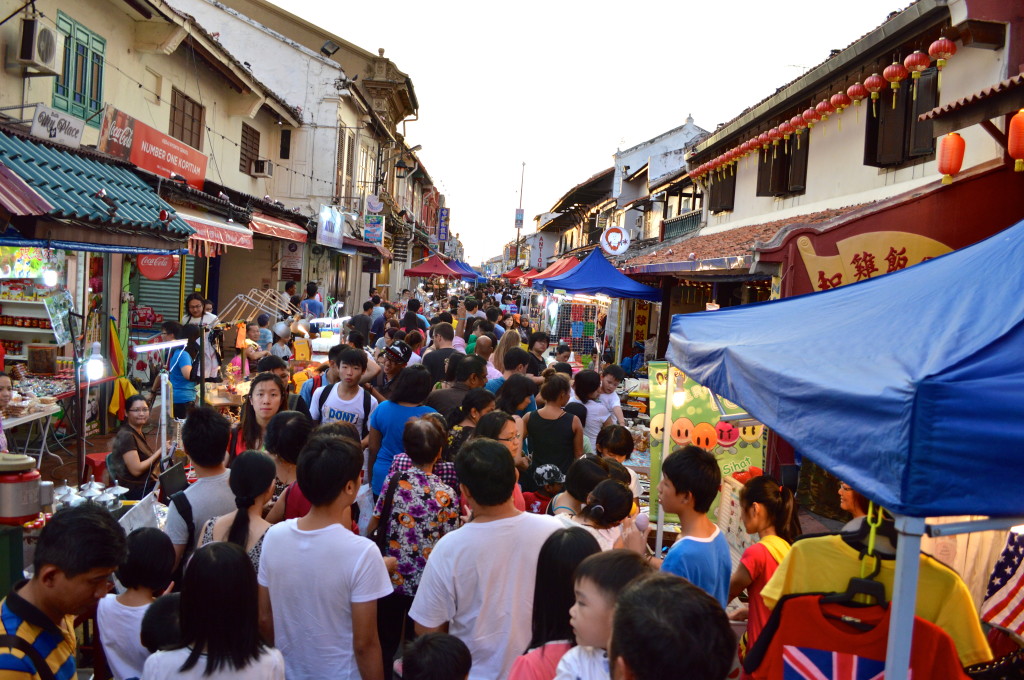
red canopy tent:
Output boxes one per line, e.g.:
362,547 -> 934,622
527,256 -> 579,280
502,266 -> 526,279
521,268 -> 540,280
404,255 -> 461,278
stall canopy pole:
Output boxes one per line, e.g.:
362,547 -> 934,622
883,515 -> 926,680
655,371 -> 677,556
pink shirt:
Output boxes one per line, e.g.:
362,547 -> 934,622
508,641 -> 572,680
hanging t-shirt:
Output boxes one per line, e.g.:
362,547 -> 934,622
96,594 -> 150,680
746,594 -> 968,680
760,533 -> 992,666
257,520 -> 393,680
662,527 -> 732,608
409,512 -> 563,680
310,384 -> 377,431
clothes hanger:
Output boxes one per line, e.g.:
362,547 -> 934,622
820,502 -> 889,631
840,504 -> 898,558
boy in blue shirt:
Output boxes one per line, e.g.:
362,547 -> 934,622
624,445 -> 731,608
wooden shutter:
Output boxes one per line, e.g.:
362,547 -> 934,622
709,169 -> 736,213
767,147 -> 790,195
908,68 -> 938,158
756,147 -> 774,196
875,86 -> 910,166
788,128 -> 810,193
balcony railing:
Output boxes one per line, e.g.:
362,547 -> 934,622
663,209 -> 702,240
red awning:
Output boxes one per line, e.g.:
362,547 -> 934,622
0,162 -> 52,216
528,257 -> 579,280
249,212 -> 308,242
502,266 -> 526,278
343,236 -> 392,260
178,210 -> 254,252
404,255 -> 461,278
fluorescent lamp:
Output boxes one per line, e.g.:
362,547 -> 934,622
134,339 -> 188,353
86,341 -> 104,380
42,269 -> 59,287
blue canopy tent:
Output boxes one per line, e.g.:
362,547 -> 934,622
453,261 -> 486,283
533,248 -> 662,301
666,218 -> 1024,679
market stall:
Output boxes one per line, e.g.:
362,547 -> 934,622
666,218 -> 1024,678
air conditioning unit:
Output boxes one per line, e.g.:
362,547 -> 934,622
250,159 -> 274,178
16,18 -> 63,75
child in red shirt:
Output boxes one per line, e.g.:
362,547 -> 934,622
522,464 -> 565,515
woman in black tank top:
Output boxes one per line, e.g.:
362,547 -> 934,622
522,371 -> 583,491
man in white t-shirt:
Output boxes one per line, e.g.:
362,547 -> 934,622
410,439 -> 562,680
258,436 -> 394,680
310,347 -> 378,445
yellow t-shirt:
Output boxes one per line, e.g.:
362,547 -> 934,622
761,534 -> 991,667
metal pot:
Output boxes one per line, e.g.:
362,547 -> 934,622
0,453 -> 52,525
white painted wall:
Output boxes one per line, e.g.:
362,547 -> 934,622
703,46 -> 1006,235
613,117 -> 706,199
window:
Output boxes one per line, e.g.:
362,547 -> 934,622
864,68 -> 938,167
279,129 -> 291,159
756,130 -> 809,197
708,168 -> 736,214
169,89 -> 204,150
345,132 -> 355,200
240,123 -> 260,173
53,12 -> 105,126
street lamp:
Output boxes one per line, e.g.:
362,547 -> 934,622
395,158 -> 411,180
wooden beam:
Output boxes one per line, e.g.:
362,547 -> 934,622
930,86 -> 1024,136
134,22 -> 187,54
956,19 -> 1006,51
979,120 -> 1008,150
115,0 -> 152,19
184,37 -> 248,94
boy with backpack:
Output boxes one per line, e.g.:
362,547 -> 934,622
310,347 -> 378,449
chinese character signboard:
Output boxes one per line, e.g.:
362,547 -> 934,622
438,208 -> 450,241
364,215 -> 384,244
97,106 -> 207,189
797,231 -> 951,292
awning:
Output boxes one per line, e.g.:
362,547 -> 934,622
0,162 -> 52,216
342,236 -> 392,260
176,209 -> 253,256
249,212 -> 308,243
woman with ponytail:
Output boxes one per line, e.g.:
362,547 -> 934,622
446,388 -> 496,461
558,478 -> 633,551
198,450 -> 277,572
728,475 -> 801,668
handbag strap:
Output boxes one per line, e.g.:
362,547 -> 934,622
376,471 -> 405,551
0,634 -> 58,680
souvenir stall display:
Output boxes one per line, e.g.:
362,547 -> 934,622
547,295 -> 607,369
667,220 -> 1024,678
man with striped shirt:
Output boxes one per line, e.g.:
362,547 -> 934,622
0,505 -> 126,680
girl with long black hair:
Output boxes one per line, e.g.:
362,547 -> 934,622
198,451 -> 277,572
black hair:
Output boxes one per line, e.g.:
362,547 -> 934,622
456,438 -> 516,506
550,362 -> 573,376
362,301 -> 374,312
404,417 -> 445,466
141,592 -> 183,653
574,548 -> 653,597
564,402 -> 587,428
406,330 -> 424,348
178,542 -> 266,674
528,331 -> 549,348
495,374 -> 538,414
181,324 -> 200,353
610,573 -> 734,680
33,504 -> 127,577
472,410 -> 514,441
407,298 -> 421,312
526,528 -> 601,651
124,394 -> 148,415
601,364 -> 626,382
554,344 -> 571,355
539,371 -> 571,403
371,295 -> 381,305
597,425 -> 634,459
227,451 -> 277,548
297,435 -> 363,506
454,354 -> 488,383
305,282 -> 318,297
740,476 -> 802,544
245,321 -> 259,333
402,633 -> 472,680
502,347 -> 531,372
604,458 -> 631,486
256,355 -> 287,373
578,479 -> 634,528
400,311 -> 421,333
184,292 -> 205,314
264,411 -> 314,465
388,365 -> 434,404
662,445 -> 721,513
315,420 -> 361,440
182,407 -> 231,468
348,331 -> 366,348
338,346 -> 368,370
116,527 -> 174,592
437,311 -> 454,324
256,313 -> 270,327
327,343 -> 346,366
475,320 -> 495,335
464,298 -> 479,311
573,369 -> 601,403
433,322 -> 455,342
443,350 -> 463,384
485,307 -> 500,322
161,320 -> 184,338
448,388 -> 495,428
284,281 -> 297,292
565,454 -> 610,503
238,373 -> 287,450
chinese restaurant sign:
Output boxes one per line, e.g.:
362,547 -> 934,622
798,231 -> 951,291
98,106 -> 208,190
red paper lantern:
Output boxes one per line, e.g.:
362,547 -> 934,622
928,37 -> 957,70
790,114 -> 807,130
758,132 -> 770,149
903,50 -> 931,99
883,62 -> 909,110
1009,109 -> 1024,172
768,127 -> 781,146
779,120 -> 795,140
817,98 -> 836,120
847,82 -> 868,106
864,73 -> 886,116
937,132 -> 965,184
831,91 -> 852,112
802,107 -> 821,128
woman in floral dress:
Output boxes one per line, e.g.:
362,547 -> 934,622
369,416 -> 459,679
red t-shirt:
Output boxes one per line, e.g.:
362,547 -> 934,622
749,594 -> 968,680
283,481 -> 312,520
522,490 -> 553,515
740,542 -> 783,656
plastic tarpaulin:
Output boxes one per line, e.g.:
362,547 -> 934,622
667,219 -> 1024,518
535,248 -> 662,301
404,255 -> 461,278
528,256 -> 579,281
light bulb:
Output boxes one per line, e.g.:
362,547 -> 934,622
86,341 -> 104,380
42,269 -> 58,287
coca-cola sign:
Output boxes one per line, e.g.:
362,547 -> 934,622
138,254 -> 180,281
98,106 -> 207,189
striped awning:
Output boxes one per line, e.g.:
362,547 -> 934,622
250,212 -> 308,243
176,209 -> 254,257
0,161 -> 53,216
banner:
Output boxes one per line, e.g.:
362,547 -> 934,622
438,207 -> 450,241
98,106 -> 207,189
364,214 -> 384,245
316,205 -> 344,249
30,105 -> 83,148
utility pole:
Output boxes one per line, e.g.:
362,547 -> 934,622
515,162 -> 525,267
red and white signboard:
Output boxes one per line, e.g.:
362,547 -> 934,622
98,106 -> 208,190
138,254 -> 180,280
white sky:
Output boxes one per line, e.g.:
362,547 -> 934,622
271,0 -> 909,264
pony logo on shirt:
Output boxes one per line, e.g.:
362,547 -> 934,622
782,645 -> 887,680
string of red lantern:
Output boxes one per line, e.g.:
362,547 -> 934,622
863,73 -> 886,117
903,51 -> 931,100
928,37 -> 957,91
883,62 -> 909,109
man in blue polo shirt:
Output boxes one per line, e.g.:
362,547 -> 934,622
0,505 -> 126,680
